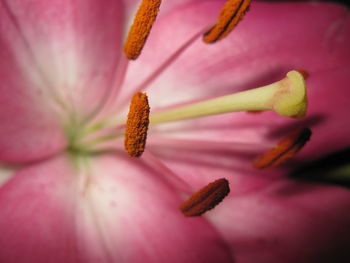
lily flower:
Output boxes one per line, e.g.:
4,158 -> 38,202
0,0 -> 349,263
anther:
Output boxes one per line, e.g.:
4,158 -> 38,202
253,127 -> 312,168
179,178 -> 230,217
297,69 -> 309,79
124,0 -> 162,60
203,0 -> 251,43
125,91 -> 150,157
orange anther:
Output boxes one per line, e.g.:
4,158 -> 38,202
253,127 -> 312,168
203,0 -> 251,43
297,69 -> 309,79
179,178 -> 230,217
124,0 -> 162,60
125,91 -> 150,157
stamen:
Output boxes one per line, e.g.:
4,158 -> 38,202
203,0 -> 251,43
253,127 -> 312,168
124,0 -> 162,60
125,91 -> 150,157
179,178 -> 230,217
150,70 -> 307,124
297,69 -> 309,79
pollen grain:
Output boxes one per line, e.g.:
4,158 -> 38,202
124,0 -> 162,60
125,91 -> 150,157
203,0 -> 251,43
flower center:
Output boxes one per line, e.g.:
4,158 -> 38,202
66,0 -> 312,217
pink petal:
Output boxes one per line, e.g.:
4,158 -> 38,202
0,156 -> 79,262
0,0 -> 125,119
208,180 -> 350,263
0,0 -> 125,162
0,31 -> 66,162
0,85 -> 66,163
75,153 -> 232,263
0,153 -> 233,263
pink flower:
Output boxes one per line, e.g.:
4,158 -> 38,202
0,0 -> 350,263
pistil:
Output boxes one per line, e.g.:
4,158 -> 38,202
150,70 -> 307,124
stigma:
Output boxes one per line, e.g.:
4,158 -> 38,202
125,91 -> 150,157
179,178 -> 230,217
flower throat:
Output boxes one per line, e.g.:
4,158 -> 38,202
70,0 -> 312,217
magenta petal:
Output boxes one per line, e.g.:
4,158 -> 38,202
295,68 -> 350,160
0,153 -> 233,263
208,180 -> 350,263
